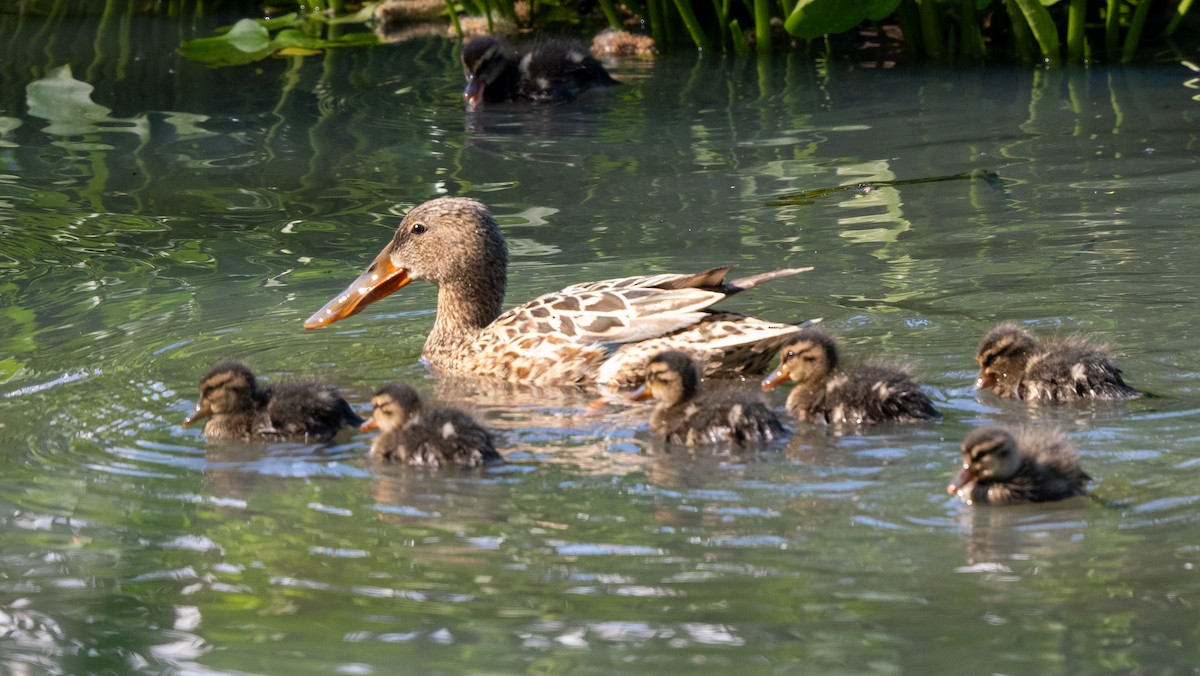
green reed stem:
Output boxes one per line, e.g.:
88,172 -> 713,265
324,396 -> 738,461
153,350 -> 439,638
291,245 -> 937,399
1011,0 -> 1061,65
1104,0 -> 1119,58
1167,0 -> 1194,34
1122,0 -> 1153,62
754,0 -> 770,52
1066,0 -> 1085,62
918,0 -> 943,60
1003,0 -> 1035,62
729,18 -> 749,55
648,0 -> 668,46
445,0 -> 463,37
896,0 -> 923,57
673,0 -> 711,50
596,0 -> 623,29
960,0 -> 983,60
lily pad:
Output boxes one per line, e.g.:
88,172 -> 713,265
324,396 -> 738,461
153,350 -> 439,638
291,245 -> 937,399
179,19 -> 274,67
180,17 -> 381,67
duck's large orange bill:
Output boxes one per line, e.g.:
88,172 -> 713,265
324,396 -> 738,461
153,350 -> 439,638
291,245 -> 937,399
182,402 -> 212,429
628,385 -> 652,402
947,465 -> 976,494
974,371 -> 996,390
304,248 -> 412,329
761,367 -> 790,391
360,417 -> 378,432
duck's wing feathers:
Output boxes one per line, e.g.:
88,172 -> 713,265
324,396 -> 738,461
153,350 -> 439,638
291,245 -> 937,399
487,266 -> 811,347
598,312 -> 810,388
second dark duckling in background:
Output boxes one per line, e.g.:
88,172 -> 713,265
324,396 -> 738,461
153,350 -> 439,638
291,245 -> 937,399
975,323 -> 1140,403
460,35 -> 620,110
761,329 -> 941,426
631,350 -> 787,448
362,383 -> 501,468
182,359 -> 362,442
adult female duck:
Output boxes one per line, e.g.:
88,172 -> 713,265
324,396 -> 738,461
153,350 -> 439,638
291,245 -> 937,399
304,197 -> 811,387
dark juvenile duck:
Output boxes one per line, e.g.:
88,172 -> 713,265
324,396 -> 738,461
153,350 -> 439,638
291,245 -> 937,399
461,35 -> 619,110
761,329 -> 940,426
948,426 -> 1091,505
631,350 -> 787,447
975,323 -> 1140,403
304,197 -> 812,388
182,359 -> 362,441
361,383 -> 501,467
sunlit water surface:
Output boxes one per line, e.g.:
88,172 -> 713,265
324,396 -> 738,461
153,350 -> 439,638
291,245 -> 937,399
1,15 -> 1200,674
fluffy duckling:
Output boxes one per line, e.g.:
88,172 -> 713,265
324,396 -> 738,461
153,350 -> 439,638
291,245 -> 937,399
631,350 -> 787,447
975,323 -> 1140,403
761,329 -> 940,426
948,426 -> 1091,505
461,35 -> 619,110
182,359 -> 362,442
362,383 -> 501,467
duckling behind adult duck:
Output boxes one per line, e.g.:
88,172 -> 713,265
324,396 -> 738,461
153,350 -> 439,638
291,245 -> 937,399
362,383 -> 501,467
182,359 -> 362,442
761,329 -> 940,426
975,323 -> 1140,403
631,350 -> 787,447
948,426 -> 1091,505
461,35 -> 619,110
304,197 -> 812,388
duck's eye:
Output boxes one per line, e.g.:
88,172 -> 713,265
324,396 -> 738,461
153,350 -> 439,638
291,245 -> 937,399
411,222 -> 427,234
784,351 -> 795,360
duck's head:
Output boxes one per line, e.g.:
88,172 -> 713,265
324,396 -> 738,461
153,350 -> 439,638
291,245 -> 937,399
461,36 -> 511,110
182,359 -> 260,428
361,383 -> 424,433
629,350 -> 700,407
948,426 -> 1021,493
975,323 -> 1035,393
761,329 -> 838,391
304,197 -> 508,330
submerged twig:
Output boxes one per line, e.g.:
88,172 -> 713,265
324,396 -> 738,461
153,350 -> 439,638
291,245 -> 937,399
764,168 -> 1002,206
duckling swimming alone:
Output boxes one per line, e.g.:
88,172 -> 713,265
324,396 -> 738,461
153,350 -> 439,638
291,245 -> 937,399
631,350 -> 787,447
761,329 -> 940,426
948,426 -> 1091,505
975,323 -> 1140,403
461,35 -> 619,110
362,383 -> 501,467
182,359 -> 362,442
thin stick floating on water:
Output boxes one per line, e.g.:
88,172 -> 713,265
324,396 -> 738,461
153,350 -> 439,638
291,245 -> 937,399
764,168 -> 1003,206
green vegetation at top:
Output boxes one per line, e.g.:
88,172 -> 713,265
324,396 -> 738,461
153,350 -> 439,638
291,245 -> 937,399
5,0 -> 1193,65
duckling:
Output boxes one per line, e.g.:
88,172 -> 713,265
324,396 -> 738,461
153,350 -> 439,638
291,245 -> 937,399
461,35 -> 619,110
975,323 -> 1140,403
948,426 -> 1091,505
631,350 -> 787,447
761,329 -> 940,426
182,359 -> 362,442
362,383 -> 501,467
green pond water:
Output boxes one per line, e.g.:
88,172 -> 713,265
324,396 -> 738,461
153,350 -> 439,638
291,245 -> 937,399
2,11 -> 1200,674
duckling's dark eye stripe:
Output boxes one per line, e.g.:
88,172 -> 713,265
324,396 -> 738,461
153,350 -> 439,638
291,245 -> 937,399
968,441 -> 1003,461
